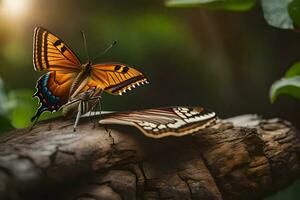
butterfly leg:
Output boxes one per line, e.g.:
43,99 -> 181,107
73,100 -> 83,132
29,115 -> 40,131
86,95 -> 101,115
96,90 -> 103,118
86,98 -> 96,127
87,95 -> 102,128
90,89 -> 103,116
97,96 -> 102,118
87,88 -> 103,116
94,97 -> 102,127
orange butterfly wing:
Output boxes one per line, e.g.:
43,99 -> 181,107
33,27 -> 81,72
31,71 -> 77,121
80,63 -> 149,95
32,28 -> 149,121
46,71 -> 77,102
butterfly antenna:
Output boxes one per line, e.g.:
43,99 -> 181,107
81,30 -> 90,63
92,41 -> 117,61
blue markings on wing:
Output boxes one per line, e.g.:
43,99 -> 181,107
38,72 -> 60,104
31,72 -> 62,122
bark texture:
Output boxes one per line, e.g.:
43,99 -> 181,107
0,115 -> 299,200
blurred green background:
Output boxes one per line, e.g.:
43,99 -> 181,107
0,0 -> 299,199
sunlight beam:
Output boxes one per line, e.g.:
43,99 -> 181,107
2,0 -> 29,18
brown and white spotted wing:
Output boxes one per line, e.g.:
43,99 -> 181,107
33,27 -> 81,72
99,106 -> 217,138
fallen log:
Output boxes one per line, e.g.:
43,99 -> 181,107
0,114 -> 299,200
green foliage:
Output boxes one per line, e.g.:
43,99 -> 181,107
285,61 -> 300,78
0,78 -> 13,133
270,76 -> 300,103
0,85 -> 35,131
164,0 -> 300,103
166,0 -> 300,30
270,62 -> 300,103
7,89 -> 36,128
165,0 -> 256,11
288,0 -> 300,28
0,77 -> 62,133
261,0 -> 294,29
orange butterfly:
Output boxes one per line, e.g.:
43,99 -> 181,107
31,27 -> 149,125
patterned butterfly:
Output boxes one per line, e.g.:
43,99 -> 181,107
95,106 -> 217,138
31,27 -> 149,125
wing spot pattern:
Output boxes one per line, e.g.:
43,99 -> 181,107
61,46 -> 67,53
53,39 -> 62,47
122,66 -> 129,73
114,65 -> 121,71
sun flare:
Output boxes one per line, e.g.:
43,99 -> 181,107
2,0 -> 29,18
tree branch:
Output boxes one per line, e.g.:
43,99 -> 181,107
0,115 -> 299,200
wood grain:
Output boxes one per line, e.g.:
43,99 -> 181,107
0,115 -> 299,200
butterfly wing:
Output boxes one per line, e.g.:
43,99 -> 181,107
83,63 -> 149,95
31,71 -> 77,121
99,106 -> 217,138
33,27 -> 81,72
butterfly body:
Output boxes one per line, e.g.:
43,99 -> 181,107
61,88 -> 100,118
31,27 -> 149,123
68,62 -> 92,98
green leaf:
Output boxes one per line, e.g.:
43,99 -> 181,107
284,61 -> 300,78
270,76 -> 300,103
288,0 -> 300,28
165,0 -> 256,11
261,0 -> 294,29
